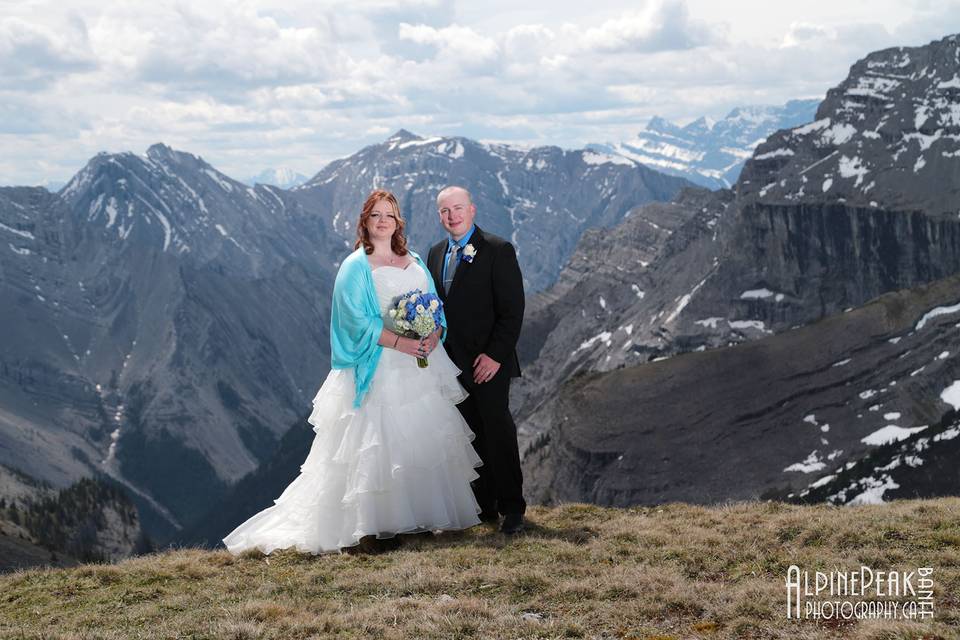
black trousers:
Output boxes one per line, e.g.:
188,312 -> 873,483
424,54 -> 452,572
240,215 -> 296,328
456,371 -> 526,516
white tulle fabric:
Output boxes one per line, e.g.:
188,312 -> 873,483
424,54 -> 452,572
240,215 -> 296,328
222,263 -> 481,555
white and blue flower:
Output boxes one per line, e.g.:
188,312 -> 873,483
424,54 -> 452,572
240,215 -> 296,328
389,289 -> 444,367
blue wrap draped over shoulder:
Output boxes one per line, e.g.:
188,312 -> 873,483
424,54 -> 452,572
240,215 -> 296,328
329,247 -> 445,408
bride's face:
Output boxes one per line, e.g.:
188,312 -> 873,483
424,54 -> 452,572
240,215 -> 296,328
366,199 -> 399,243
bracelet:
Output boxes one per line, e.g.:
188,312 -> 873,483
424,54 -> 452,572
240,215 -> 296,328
393,334 -> 400,348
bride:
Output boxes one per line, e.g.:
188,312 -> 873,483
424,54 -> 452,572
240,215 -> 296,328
222,189 -> 482,555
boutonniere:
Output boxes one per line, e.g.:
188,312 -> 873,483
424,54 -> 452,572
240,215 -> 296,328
462,244 -> 477,263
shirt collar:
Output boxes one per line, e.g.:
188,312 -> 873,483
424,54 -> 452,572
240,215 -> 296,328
448,224 -> 476,251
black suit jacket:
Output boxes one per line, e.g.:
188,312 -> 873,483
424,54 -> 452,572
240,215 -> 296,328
427,226 -> 524,379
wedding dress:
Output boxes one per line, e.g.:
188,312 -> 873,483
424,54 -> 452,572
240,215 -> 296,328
222,262 -> 482,555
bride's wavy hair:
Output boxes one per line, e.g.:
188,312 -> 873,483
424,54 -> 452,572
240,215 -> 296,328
355,189 -> 409,256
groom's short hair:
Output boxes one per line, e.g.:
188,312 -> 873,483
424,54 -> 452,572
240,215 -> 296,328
436,185 -> 472,207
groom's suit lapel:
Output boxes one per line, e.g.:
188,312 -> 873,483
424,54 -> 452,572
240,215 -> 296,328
428,241 -> 446,300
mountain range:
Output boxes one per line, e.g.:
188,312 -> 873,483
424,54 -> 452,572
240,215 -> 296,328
289,129 -> 691,291
0,131 -> 690,551
589,99 -> 820,189
179,33 -> 960,545
3,32 -> 959,561
1,143 -> 349,542
520,33 -> 960,507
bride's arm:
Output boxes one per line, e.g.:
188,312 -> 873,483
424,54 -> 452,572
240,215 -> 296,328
377,328 -> 423,358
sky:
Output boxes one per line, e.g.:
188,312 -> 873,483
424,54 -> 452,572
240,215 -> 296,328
1,0 -> 959,186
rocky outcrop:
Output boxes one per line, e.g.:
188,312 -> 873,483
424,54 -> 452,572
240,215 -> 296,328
0,466 -> 149,572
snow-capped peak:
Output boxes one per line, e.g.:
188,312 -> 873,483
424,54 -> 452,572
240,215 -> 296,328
244,167 -> 309,189
588,99 -> 819,189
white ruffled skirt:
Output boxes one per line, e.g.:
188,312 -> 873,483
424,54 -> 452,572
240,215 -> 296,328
222,346 -> 482,555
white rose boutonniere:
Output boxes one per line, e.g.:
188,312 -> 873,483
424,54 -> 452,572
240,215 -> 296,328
462,244 -> 477,263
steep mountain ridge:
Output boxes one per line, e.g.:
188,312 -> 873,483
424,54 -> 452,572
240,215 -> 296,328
1,146 -> 344,540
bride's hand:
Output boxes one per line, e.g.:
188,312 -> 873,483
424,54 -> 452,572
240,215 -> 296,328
395,336 -> 427,359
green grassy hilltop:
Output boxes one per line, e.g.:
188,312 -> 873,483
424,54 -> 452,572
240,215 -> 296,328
2,499 -> 958,639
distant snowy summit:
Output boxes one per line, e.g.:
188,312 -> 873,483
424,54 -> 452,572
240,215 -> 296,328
589,99 -> 820,189
243,167 -> 309,189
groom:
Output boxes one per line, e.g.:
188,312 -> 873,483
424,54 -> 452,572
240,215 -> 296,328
426,185 -> 527,534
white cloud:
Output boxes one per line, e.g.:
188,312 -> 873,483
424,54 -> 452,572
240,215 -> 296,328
503,23 -> 556,58
780,22 -> 833,48
578,0 -> 720,53
0,15 -> 97,88
86,4 -> 339,94
1,0 -> 959,186
398,22 -> 500,71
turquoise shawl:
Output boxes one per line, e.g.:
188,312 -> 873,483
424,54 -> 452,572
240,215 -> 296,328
330,247 -> 445,408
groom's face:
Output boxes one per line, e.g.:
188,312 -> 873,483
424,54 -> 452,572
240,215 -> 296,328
437,189 -> 476,241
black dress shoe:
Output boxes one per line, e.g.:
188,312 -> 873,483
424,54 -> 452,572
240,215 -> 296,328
499,513 -> 525,534
479,510 -> 500,523
345,534 -> 401,554
344,535 -> 378,555
374,536 -> 402,552
400,530 -> 434,541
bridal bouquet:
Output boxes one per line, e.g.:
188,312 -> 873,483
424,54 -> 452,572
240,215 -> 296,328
389,289 -> 443,368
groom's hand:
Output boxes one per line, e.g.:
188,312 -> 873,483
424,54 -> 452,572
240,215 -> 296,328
473,353 -> 501,384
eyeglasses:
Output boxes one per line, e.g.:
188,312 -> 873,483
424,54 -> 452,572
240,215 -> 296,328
369,212 -> 398,221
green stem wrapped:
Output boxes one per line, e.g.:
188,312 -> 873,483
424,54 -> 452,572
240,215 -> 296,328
403,330 -> 429,368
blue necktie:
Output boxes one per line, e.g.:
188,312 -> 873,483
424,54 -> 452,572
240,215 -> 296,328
443,244 -> 461,294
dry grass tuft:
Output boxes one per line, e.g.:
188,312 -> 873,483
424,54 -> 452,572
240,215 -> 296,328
1,499 -> 958,639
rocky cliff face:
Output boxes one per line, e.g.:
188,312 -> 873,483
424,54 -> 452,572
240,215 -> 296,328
521,33 -> 960,506
524,272 -> 960,506
514,187 -> 735,433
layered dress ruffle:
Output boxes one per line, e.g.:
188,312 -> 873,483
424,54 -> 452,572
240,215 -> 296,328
223,264 -> 481,555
